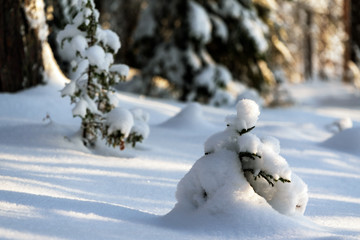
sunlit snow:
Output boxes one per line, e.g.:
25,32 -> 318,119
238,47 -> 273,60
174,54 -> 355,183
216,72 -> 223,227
1,71 -> 360,239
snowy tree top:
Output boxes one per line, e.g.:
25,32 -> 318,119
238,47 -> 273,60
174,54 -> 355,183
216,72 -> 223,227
226,99 -> 260,131
236,99 -> 260,128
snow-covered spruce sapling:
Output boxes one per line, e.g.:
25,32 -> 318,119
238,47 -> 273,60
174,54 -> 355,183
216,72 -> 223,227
206,99 -> 291,187
174,99 -> 308,216
57,0 -> 149,149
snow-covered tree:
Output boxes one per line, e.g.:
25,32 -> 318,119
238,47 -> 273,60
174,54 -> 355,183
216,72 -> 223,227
172,99 -> 308,216
45,0 -> 79,74
57,0 -> 149,150
129,0 -> 285,104
198,0 -> 278,95
129,0 -> 236,106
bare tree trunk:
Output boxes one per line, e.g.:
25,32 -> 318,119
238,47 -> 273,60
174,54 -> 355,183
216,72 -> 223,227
343,0 -> 351,82
350,0 -> 360,62
0,0 -> 44,92
304,9 -> 313,81
99,0 -> 144,64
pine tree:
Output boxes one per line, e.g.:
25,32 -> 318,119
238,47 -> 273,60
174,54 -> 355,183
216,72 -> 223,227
202,99 -> 308,215
130,0 -> 236,106
44,0 -> 78,74
57,0 -> 149,149
170,99 -> 308,216
196,0 -> 278,95
205,99 -> 290,186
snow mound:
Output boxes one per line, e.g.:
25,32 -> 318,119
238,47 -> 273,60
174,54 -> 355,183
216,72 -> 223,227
166,99 -> 309,234
0,121 -> 85,151
163,150 -> 311,236
326,117 -> 353,133
160,103 -> 214,131
321,127 -> 360,155
172,149 -> 269,213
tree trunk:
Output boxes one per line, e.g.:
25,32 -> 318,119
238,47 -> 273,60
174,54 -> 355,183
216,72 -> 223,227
350,0 -> 360,63
99,0 -> 144,64
304,9 -> 313,81
343,0 -> 360,83
0,0 -> 44,92
343,0 -> 351,82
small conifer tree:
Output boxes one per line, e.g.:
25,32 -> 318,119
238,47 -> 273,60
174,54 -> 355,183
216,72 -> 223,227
57,0 -> 149,149
205,99 -> 291,187
173,99 -> 308,216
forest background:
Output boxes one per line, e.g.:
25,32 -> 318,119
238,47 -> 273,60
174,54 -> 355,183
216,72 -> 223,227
1,0 -> 359,104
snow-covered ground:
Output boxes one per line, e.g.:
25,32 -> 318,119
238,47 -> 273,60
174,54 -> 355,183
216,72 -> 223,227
1,74 -> 360,239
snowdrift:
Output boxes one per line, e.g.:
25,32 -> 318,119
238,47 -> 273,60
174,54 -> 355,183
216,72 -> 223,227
322,127 -> 360,155
1,80 -> 360,239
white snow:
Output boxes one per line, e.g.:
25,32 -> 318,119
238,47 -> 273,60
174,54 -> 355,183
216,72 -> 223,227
160,102 -> 214,132
210,15 -> 228,41
236,98 -> 260,129
71,35 -> 88,56
219,0 -> 242,18
200,99 -> 306,216
209,89 -> 234,106
110,64 -> 130,80
1,73 -> 360,239
24,0 -> 49,42
61,80 -> 76,97
130,108 -> 151,139
71,59 -> 89,83
196,65 -> 232,91
188,1 -> 212,44
195,66 -> 217,91
97,29 -> 121,53
241,9 -> 269,53
106,108 -> 134,137
86,45 -> 112,70
185,47 -> 202,71
72,98 -> 89,117
322,127 -> 360,155
327,117 -> 353,133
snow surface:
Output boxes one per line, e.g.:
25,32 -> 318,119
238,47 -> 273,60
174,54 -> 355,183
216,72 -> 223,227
1,74 -> 360,239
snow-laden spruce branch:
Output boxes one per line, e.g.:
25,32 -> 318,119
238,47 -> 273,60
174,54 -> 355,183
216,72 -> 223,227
57,0 -> 149,150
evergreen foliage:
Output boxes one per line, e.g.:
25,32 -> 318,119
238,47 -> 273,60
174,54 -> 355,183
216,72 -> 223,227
172,99 -> 308,216
196,0 -> 278,94
130,0 -> 236,106
200,99 -> 307,215
130,0 -> 286,104
237,126 -> 291,187
57,0 -> 149,149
